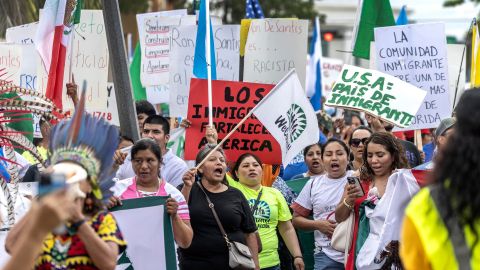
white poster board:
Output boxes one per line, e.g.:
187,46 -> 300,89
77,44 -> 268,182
374,23 -> 450,129
325,65 -> 427,128
111,197 -> 176,270
321,57 -> 343,113
136,11 -> 195,87
168,25 -> 240,117
243,19 -> 308,89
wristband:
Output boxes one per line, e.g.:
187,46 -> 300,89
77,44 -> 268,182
293,256 -> 303,260
68,219 -> 85,235
343,198 -> 354,210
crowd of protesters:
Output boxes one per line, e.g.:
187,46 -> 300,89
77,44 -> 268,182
2,88 -> 480,270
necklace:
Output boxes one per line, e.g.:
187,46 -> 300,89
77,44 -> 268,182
51,237 -> 71,266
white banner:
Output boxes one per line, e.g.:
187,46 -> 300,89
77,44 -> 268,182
243,19 -> 308,89
111,197 -> 177,270
168,25 -> 240,117
374,23 -> 450,130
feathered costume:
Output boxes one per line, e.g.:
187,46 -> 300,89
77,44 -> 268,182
48,82 -> 118,202
0,78 -> 63,226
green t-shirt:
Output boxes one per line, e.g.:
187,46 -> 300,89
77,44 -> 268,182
227,176 -> 292,268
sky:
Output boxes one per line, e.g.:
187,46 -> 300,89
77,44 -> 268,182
390,0 -> 480,40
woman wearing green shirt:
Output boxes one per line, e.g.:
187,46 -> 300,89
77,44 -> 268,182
229,153 -> 305,270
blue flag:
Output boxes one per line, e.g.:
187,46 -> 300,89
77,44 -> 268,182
246,0 -> 265,19
307,17 -> 323,111
396,5 -> 408,25
193,0 -> 217,79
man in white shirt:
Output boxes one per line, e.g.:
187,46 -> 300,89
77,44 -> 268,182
114,115 -> 188,188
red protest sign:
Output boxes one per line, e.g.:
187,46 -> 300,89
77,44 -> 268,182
184,78 -> 282,164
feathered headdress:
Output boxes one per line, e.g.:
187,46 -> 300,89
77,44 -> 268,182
49,81 -> 118,201
0,78 -> 63,226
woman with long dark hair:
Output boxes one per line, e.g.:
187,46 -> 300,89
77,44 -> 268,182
401,90 -> 480,269
335,132 -> 409,270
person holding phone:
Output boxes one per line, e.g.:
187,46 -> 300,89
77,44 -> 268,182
335,132 -> 409,270
291,138 -> 354,270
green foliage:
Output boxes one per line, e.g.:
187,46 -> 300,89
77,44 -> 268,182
211,0 -> 320,24
443,0 -> 471,7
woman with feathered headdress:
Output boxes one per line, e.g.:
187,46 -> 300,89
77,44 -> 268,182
5,85 -> 126,270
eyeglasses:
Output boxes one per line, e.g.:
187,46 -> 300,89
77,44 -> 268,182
350,137 -> 369,147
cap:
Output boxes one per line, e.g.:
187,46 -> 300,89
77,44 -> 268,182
435,117 -> 456,138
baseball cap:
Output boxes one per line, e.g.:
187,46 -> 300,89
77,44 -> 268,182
435,117 -> 456,138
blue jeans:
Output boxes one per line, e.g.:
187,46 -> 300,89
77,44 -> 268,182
261,265 -> 280,270
314,251 -> 344,270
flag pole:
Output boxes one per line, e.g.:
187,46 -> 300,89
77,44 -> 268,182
68,31 -> 75,82
195,69 -> 296,169
205,0 -> 213,127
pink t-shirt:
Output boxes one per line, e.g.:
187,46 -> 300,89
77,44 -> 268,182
112,177 -> 190,220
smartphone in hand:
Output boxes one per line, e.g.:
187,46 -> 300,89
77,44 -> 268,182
347,176 -> 365,197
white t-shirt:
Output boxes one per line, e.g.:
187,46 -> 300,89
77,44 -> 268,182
293,171 -> 353,263
115,148 -> 188,187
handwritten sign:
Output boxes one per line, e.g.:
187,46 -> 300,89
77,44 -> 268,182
184,79 -> 281,164
136,11 -> 195,87
243,19 -> 308,88
0,44 -> 22,82
169,25 -> 240,117
374,23 -> 450,129
325,65 -> 427,128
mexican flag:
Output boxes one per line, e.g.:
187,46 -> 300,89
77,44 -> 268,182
35,0 -> 81,109
252,70 -> 319,166
111,197 -> 177,270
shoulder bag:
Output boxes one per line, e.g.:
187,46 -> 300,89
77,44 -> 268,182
196,182 -> 256,270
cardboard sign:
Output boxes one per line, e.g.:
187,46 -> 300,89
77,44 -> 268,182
184,79 -> 281,164
0,44 -> 22,83
5,22 -> 38,45
325,65 -> 427,128
243,19 -> 308,89
168,25 -> 240,118
136,10 -> 195,87
374,23 -> 450,129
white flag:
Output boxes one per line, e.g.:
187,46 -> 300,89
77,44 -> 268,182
253,69 -> 319,165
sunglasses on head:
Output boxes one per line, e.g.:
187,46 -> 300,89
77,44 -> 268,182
350,137 -> 369,147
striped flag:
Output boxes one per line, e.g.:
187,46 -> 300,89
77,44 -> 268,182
193,0 -> 217,79
36,0 -> 80,109
246,0 -> 265,19
307,17 -> 323,111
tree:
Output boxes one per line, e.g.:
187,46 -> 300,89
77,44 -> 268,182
0,0 -> 149,37
210,0 -> 320,24
444,0 -> 479,6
